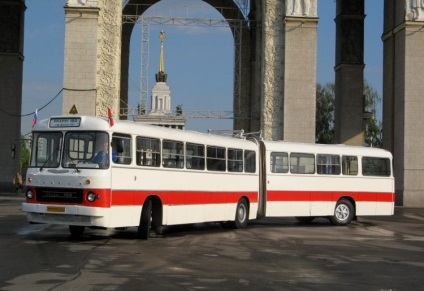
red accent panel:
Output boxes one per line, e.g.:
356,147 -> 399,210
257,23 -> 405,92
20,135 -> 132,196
267,190 -> 395,202
111,190 -> 259,206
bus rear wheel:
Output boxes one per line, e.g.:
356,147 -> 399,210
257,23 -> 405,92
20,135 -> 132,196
330,198 -> 354,226
233,198 -> 249,229
138,198 -> 152,239
69,225 -> 85,238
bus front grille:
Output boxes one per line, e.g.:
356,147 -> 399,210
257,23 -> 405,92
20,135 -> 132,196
36,188 -> 83,203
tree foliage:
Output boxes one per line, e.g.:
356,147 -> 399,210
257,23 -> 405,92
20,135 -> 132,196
315,83 -> 335,144
363,80 -> 383,148
315,80 -> 382,147
20,136 -> 31,178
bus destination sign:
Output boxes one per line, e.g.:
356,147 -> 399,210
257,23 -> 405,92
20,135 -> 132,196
49,117 -> 81,128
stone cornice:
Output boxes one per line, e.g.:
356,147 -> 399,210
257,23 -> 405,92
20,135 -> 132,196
284,16 -> 318,26
382,21 -> 424,41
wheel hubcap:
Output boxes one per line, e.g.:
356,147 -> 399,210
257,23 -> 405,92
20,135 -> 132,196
335,204 -> 349,221
238,205 -> 246,222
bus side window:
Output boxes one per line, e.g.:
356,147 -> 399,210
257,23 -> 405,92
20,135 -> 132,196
290,153 -> 315,174
207,146 -> 226,171
317,154 -> 341,175
362,157 -> 391,177
270,152 -> 288,173
112,134 -> 132,165
342,156 -> 358,176
228,148 -> 243,172
244,150 -> 256,173
186,143 -> 205,170
163,140 -> 184,169
136,137 -> 160,167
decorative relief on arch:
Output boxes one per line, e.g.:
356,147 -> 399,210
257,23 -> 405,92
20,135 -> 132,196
405,0 -> 424,21
285,0 -> 317,17
66,0 -> 99,7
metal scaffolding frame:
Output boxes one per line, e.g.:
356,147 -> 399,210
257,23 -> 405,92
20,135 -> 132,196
122,14 -> 248,119
139,17 -> 150,114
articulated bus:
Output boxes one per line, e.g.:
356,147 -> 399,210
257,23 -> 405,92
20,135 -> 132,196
22,116 -> 394,238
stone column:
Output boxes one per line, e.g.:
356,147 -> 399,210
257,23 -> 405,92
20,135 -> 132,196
0,0 -> 25,192
334,0 -> 365,146
261,0 -> 286,140
63,0 -> 122,118
261,0 -> 317,142
383,0 -> 424,206
248,0 -> 262,133
283,0 -> 318,143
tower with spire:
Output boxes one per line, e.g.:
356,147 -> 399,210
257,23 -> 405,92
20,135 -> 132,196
135,30 -> 186,129
151,30 -> 171,114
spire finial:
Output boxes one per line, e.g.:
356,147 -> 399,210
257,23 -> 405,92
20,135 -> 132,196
156,30 -> 167,82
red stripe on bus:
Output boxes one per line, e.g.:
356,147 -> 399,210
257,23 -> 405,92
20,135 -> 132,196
267,191 -> 395,202
110,190 -> 259,206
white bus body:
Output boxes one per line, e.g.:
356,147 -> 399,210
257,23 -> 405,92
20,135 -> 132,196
23,116 -> 259,237
22,116 -> 394,238
262,141 -> 394,221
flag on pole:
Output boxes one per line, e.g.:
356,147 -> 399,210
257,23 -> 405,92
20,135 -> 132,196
32,109 -> 38,127
107,107 -> 114,127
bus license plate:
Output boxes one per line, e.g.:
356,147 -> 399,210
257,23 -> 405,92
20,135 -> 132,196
47,206 -> 65,213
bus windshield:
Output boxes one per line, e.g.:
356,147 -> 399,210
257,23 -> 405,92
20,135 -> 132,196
30,132 -> 63,168
62,131 -> 110,169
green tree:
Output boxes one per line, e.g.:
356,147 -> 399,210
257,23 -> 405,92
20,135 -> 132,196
20,136 -> 31,179
315,82 -> 335,144
363,80 -> 383,147
315,80 -> 382,147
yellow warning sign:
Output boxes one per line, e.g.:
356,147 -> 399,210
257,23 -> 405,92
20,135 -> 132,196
69,105 -> 78,114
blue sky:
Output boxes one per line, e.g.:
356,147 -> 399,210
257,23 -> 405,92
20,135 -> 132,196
21,0 -> 384,135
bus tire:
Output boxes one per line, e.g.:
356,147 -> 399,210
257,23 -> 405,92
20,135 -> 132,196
330,198 -> 354,226
138,198 -> 152,239
69,225 -> 85,237
234,198 -> 249,229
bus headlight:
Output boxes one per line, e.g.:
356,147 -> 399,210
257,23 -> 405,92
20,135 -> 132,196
87,192 -> 97,202
26,190 -> 34,199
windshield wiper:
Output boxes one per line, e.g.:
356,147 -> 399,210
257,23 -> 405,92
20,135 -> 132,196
40,146 -> 61,171
39,153 -> 54,171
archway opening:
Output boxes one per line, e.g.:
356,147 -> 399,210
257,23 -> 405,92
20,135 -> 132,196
125,0 -> 241,132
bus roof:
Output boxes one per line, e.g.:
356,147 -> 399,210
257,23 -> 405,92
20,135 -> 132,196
263,140 -> 392,158
33,115 -> 258,150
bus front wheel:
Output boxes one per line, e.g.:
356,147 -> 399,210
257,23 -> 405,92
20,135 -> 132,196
330,198 -> 354,226
138,198 -> 152,239
233,198 -> 249,229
